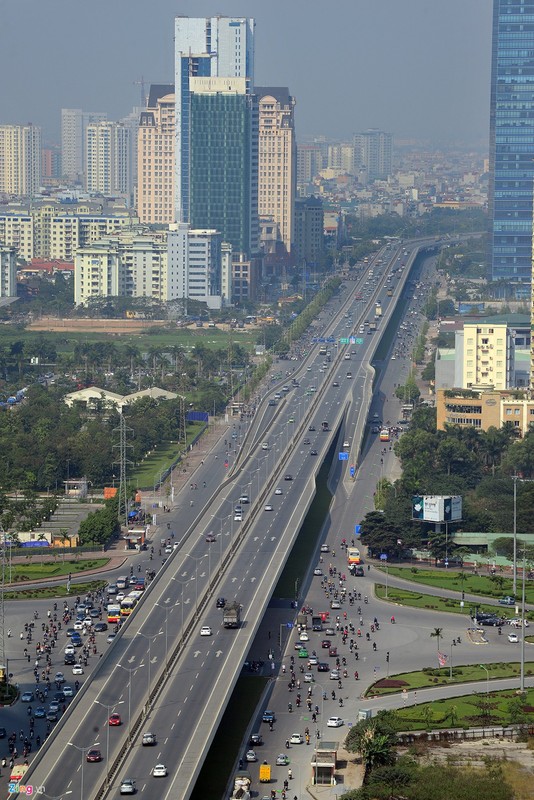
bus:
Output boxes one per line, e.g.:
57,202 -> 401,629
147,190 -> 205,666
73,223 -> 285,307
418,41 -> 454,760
120,597 -> 137,616
347,547 -> 361,565
116,575 -> 129,590
379,428 -> 390,442
107,604 -> 121,624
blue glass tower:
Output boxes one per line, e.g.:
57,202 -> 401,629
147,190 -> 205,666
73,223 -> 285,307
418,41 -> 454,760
488,0 -> 534,296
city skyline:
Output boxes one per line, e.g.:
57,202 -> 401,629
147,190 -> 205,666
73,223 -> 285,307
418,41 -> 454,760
1,0 -> 491,147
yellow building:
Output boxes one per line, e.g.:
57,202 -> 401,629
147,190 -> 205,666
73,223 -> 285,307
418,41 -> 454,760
137,85 -> 175,225
436,388 -> 534,435
461,322 -> 512,390
0,124 -> 41,197
257,87 -> 296,257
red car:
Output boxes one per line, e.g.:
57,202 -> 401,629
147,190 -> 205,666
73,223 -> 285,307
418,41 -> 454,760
321,640 -> 331,649
109,713 -> 122,726
329,647 -> 338,657
86,749 -> 102,762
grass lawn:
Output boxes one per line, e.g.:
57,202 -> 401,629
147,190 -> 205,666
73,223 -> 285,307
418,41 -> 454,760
129,422 -> 205,490
390,686 -> 534,731
378,565 -> 532,604
375,584 -> 534,622
367,661 -> 534,696
9,558 -> 109,582
5,580 -> 107,600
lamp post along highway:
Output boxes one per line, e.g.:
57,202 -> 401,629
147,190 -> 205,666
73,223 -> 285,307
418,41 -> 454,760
116,663 -> 145,742
137,631 -> 163,710
67,741 -> 100,800
513,474 -> 518,599
520,549 -> 527,693
156,601 -> 178,671
94,699 -> 124,787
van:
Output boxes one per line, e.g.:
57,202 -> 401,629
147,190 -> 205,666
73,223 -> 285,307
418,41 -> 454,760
116,576 -> 129,590
261,442 -> 269,450
240,494 -> 249,504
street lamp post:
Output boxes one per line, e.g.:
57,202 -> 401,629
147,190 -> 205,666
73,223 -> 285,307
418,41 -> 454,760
67,741 -> 100,800
520,549 -> 527,693
171,577 -> 190,644
155,601 -> 178,672
513,474 -> 518,599
116,663 -> 145,742
479,663 -> 489,699
137,631 -> 163,710
94,699 -> 124,787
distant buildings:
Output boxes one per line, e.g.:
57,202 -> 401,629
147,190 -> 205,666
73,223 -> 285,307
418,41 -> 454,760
85,121 -> 132,197
0,245 -> 17,297
61,109 -> 107,183
488,0 -> 534,295
294,196 -> 324,267
0,124 -> 41,197
137,85 -> 175,225
353,129 -> 392,182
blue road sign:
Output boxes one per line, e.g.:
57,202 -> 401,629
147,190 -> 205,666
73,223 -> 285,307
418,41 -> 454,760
355,524 -> 361,535
350,466 -> 355,477
380,553 -> 388,561
338,452 -> 349,461
286,622 -> 294,629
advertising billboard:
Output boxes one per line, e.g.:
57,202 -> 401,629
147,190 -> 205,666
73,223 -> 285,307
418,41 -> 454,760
411,495 -> 462,523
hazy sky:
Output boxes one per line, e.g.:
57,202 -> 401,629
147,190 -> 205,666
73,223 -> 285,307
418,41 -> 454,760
1,0 -> 492,147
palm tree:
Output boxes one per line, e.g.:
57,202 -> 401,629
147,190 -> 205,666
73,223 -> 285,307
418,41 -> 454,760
359,727 -> 395,770
430,627 -> 443,651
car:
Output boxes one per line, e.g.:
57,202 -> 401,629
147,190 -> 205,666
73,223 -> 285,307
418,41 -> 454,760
63,685 -> 74,697
90,607 -> 101,617
262,710 -> 275,723
332,381 -> 339,387
509,618 -> 529,628
216,597 -> 226,609
284,474 -> 293,481
21,691 -> 34,703
249,733 -> 263,747
152,764 -> 168,777
34,706 -> 46,718
94,622 -> 108,632
299,631 -> 309,641
320,544 -> 329,553
116,592 -> 125,603
245,750 -> 257,762
120,778 -> 136,794
205,533 -> 217,543
327,716 -> 344,728
303,438 -> 311,445
288,417 -> 295,424
309,426 -> 316,432
72,664 -> 84,675
109,713 -> 122,726
200,626 -> 212,637
499,596 -> 516,606
264,504 -> 273,511
298,648 -> 308,658
53,691 -> 65,703
294,640 -> 305,650
274,488 -> 283,495
107,584 -> 118,595
329,647 -> 338,657
321,640 -> 331,649
86,749 -> 102,762
508,633 -> 519,643
66,628 -> 76,638
290,733 -> 304,744
276,753 -> 290,766
106,633 -> 116,644
303,672 -> 314,682
313,568 -> 323,576
71,635 -> 82,647
479,617 -> 501,627
64,644 -> 75,655
371,426 -> 380,434
330,600 -> 341,609
46,710 -> 58,722
324,627 -> 335,636
142,732 -> 157,746
164,546 -> 173,554
234,513 -> 242,521
54,672 -> 65,684
308,655 -> 318,666
330,669 -> 340,680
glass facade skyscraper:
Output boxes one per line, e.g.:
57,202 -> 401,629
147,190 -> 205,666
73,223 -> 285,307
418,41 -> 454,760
488,0 -> 534,295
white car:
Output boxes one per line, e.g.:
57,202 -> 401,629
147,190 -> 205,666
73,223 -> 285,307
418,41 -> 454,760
64,644 -> 75,656
264,504 -> 273,511
116,592 -> 125,603
330,669 -> 340,680
274,488 -> 283,495
299,631 -> 309,642
327,716 -> 344,728
72,664 -> 84,675
200,626 -> 212,637
152,764 -> 167,777
303,673 -> 314,683
290,733 -> 304,744
508,633 -> 519,643
73,620 -> 86,631
313,568 -> 323,576
320,544 -> 329,553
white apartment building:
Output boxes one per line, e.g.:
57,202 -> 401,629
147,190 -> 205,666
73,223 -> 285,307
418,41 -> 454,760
0,124 -> 41,197
85,121 -> 131,197
61,109 -> 107,183
167,223 -> 231,309
0,245 -> 17,297
458,323 -> 513,390
0,213 -> 33,261
353,129 -> 392,182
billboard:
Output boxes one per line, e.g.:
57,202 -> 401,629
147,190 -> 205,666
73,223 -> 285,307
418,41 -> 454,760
412,495 -> 462,523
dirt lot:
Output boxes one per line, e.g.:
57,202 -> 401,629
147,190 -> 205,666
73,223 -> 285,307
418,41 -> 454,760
28,317 -> 169,333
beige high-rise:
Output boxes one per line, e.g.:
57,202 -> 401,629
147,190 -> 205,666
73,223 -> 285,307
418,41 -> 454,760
0,124 -> 41,197
257,87 -> 296,257
137,85 -> 175,225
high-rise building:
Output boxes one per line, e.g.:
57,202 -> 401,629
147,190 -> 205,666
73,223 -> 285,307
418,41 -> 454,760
168,222 -> 230,308
137,85 -> 175,224
488,0 -> 534,295
353,129 -> 392,181
188,76 -> 258,256
294,196 -> 324,267
0,124 -> 41,197
61,109 -> 107,183
256,87 -> 296,257
0,245 -> 17,297
174,15 -> 257,256
296,144 -> 323,186
85,121 -> 132,197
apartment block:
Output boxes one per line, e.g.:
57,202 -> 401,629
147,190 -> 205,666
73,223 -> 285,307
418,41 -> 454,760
85,121 -> 132,196
297,144 -> 324,186
0,245 -> 17,297
460,323 -> 513,390
0,124 -> 41,197
61,109 -> 107,183
353,129 -> 392,181
167,223 -> 229,308
137,85 -> 175,224
294,196 -> 324,266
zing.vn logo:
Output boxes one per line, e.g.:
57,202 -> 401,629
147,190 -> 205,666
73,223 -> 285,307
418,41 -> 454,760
8,783 -> 45,795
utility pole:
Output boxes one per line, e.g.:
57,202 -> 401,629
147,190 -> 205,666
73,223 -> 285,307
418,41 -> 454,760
113,416 -> 134,529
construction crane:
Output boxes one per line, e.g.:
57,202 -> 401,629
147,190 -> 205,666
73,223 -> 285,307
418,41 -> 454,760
133,76 -> 148,107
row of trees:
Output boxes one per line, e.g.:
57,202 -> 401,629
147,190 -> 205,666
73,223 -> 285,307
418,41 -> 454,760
360,406 -> 534,561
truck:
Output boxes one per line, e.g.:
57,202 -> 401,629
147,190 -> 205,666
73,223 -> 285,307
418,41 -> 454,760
375,301 -> 382,318
369,321 -> 377,333
259,763 -> 271,783
231,771 -> 252,800
223,601 -> 242,628
296,613 -> 308,630
321,421 -> 329,431
311,615 -> 323,632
